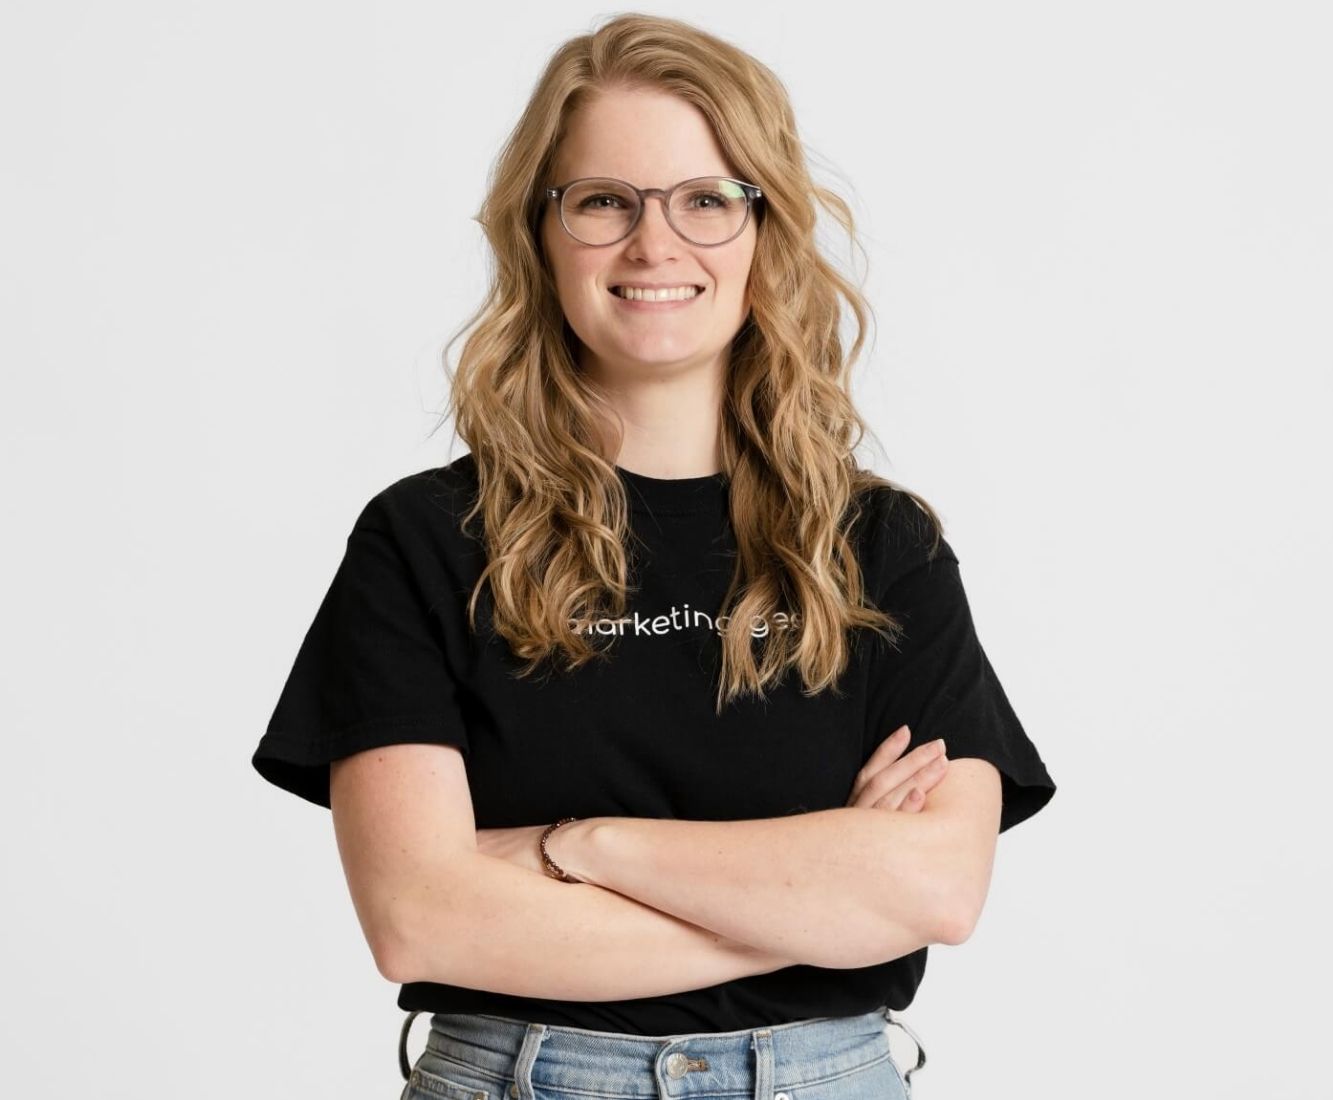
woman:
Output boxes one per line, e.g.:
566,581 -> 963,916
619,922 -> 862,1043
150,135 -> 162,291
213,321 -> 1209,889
251,14 -> 1056,1099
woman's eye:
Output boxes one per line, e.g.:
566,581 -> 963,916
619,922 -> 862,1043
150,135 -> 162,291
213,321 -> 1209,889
579,194 -> 626,209
687,192 -> 726,209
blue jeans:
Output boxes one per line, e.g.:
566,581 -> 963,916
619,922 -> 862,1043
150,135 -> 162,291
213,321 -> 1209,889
397,1005 -> 926,1100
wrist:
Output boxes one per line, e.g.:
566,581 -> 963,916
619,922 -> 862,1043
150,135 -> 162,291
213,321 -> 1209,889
546,817 -> 605,887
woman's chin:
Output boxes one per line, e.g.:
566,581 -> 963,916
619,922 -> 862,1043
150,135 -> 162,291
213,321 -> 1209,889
588,345 -> 710,376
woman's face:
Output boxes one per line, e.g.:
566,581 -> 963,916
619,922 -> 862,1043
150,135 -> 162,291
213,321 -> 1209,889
540,86 -> 758,388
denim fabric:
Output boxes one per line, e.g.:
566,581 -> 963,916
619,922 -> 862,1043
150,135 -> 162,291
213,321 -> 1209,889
397,1005 -> 925,1100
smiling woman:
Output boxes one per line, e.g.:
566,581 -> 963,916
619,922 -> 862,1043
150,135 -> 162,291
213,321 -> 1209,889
538,89 -> 761,388
250,12 -> 1056,1100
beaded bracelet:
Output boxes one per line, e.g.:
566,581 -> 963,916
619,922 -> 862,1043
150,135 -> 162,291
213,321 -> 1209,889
539,816 -> 583,882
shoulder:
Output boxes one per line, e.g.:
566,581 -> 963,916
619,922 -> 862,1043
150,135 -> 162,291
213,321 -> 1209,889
851,479 -> 957,592
353,453 -> 482,537
346,455 -> 487,585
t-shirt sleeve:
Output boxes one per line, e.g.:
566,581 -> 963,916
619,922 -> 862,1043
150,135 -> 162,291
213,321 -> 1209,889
251,490 -> 471,810
863,535 -> 1056,835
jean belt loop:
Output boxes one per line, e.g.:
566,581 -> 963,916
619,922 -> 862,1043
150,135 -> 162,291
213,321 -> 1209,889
398,1011 -> 423,1081
883,1007 -> 927,1097
750,1026 -> 774,1100
510,1021 -> 549,1100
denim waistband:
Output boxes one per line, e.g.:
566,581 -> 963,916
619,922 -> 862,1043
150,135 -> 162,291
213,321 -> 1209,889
397,1004 -> 926,1098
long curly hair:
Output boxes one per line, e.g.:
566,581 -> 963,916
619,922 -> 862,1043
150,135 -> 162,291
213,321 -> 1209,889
434,13 -> 944,713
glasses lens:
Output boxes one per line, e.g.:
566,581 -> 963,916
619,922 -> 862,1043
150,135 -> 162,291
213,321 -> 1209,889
560,177 -> 751,245
668,177 -> 750,245
560,179 -> 640,245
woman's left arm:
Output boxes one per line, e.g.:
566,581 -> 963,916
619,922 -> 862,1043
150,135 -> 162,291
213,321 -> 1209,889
545,758 -> 1001,970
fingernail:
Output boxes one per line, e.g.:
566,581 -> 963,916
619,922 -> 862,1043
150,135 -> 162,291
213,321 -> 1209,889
895,725 -> 910,739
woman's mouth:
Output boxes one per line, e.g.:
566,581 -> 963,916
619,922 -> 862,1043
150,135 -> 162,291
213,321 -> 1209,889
608,284 -> 706,309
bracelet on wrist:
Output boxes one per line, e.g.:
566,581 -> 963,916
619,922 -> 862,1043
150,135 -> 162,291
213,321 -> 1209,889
539,816 -> 583,883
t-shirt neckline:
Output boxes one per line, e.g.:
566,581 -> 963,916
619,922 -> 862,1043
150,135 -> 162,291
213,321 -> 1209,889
615,464 -> 728,516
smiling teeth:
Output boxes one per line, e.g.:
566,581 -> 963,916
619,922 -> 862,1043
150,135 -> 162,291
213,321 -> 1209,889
613,285 -> 700,301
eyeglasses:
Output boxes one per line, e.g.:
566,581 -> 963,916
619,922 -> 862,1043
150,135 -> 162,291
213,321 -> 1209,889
544,175 -> 764,247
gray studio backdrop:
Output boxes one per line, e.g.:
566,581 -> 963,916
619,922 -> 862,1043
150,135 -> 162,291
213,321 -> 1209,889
2,2 -> 1328,1097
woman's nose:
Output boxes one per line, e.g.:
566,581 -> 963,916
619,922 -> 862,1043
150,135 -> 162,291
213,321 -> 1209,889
624,195 -> 681,256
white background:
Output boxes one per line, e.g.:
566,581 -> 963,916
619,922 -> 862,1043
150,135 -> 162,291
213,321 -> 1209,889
3,2 -> 1329,1097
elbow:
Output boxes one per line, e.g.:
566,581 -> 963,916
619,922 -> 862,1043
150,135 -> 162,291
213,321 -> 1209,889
372,920 -> 415,984
374,853 -> 482,984
933,904 -> 978,947
374,879 -> 471,984
857,907 -> 952,967
373,899 -> 434,984
935,880 -> 988,946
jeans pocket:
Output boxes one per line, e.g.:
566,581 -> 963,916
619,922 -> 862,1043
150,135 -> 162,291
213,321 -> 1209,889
777,1050 -> 909,1100
882,1048 -> 911,1100
401,1053 -> 497,1100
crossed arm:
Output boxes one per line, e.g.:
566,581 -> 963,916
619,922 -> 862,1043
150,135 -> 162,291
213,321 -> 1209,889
545,807 -> 956,970
548,757 -> 1002,963
380,759 -> 1002,992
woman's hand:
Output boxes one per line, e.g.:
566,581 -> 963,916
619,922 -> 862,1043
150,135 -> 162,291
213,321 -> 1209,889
474,824 -> 551,876
847,724 -> 949,812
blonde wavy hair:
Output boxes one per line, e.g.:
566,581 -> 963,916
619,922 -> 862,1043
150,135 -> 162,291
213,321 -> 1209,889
435,13 -> 944,713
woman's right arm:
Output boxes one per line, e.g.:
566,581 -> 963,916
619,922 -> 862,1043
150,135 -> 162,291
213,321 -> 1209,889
398,849 -> 797,997
330,743 -> 797,1001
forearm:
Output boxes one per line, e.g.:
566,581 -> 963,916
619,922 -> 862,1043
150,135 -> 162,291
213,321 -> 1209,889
549,807 -> 957,969
386,850 -> 798,998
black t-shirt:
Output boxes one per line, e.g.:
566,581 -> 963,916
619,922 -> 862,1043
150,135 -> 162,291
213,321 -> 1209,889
252,453 -> 1056,1033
